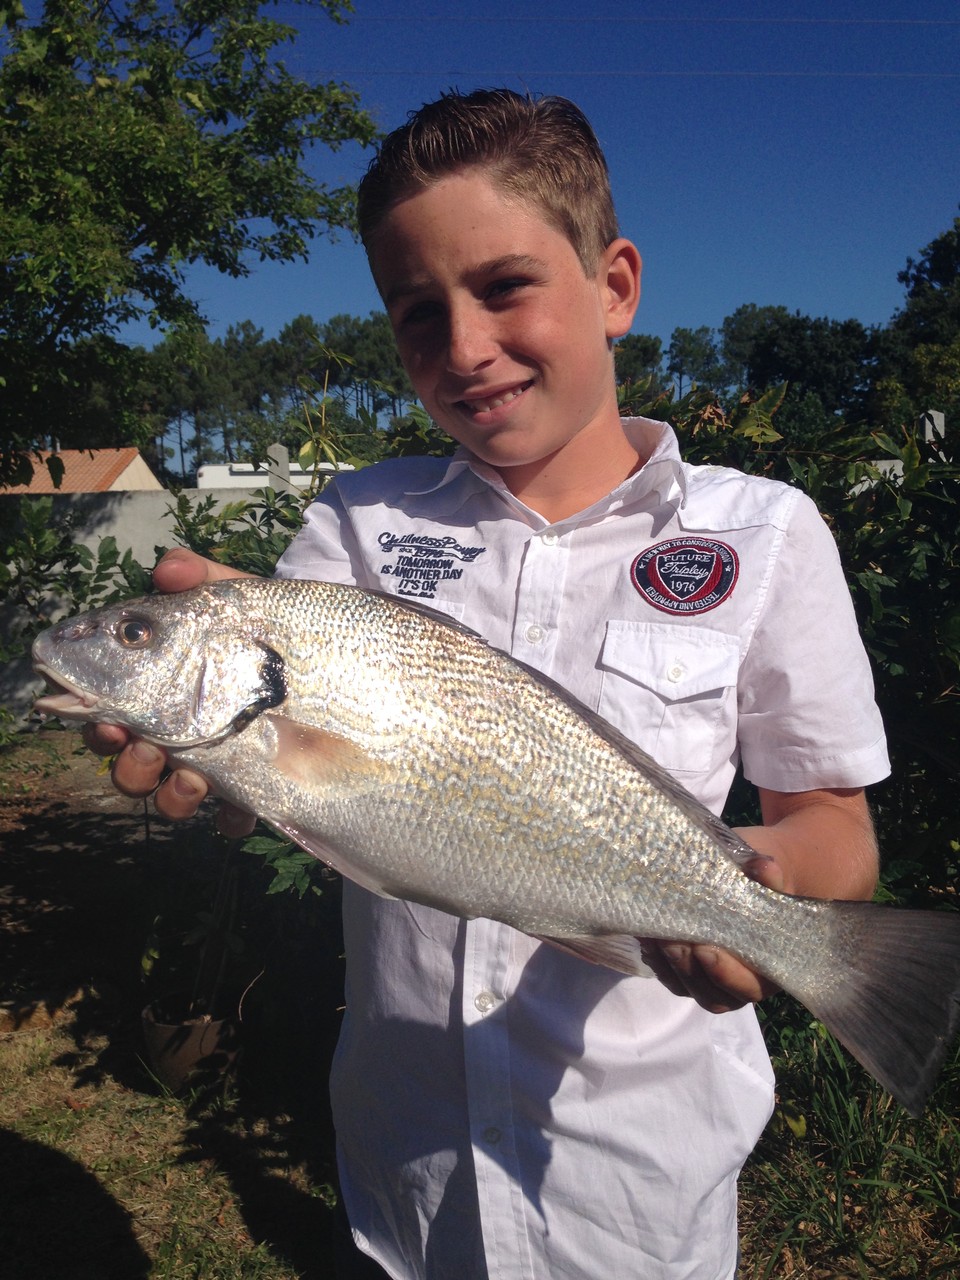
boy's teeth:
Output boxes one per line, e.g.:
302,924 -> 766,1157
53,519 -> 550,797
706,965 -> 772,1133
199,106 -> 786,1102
466,386 -> 525,412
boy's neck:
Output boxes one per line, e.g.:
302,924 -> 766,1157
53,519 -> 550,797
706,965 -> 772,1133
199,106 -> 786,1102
492,417 -> 645,523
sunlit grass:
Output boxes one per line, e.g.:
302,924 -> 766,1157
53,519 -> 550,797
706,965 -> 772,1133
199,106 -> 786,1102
740,1001 -> 960,1278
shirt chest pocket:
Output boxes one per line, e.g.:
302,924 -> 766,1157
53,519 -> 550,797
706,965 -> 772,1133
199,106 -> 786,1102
598,621 -> 741,776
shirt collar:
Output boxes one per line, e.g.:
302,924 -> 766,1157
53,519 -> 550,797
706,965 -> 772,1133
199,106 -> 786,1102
400,417 -> 687,523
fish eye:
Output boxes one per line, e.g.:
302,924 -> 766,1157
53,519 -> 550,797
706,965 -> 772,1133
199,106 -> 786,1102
117,617 -> 152,648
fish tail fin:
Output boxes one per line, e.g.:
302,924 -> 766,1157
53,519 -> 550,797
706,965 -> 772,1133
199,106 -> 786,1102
787,901 -> 960,1116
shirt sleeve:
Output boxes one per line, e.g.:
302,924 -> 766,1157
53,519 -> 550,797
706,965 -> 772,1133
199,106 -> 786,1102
737,491 -> 890,793
274,480 -> 369,587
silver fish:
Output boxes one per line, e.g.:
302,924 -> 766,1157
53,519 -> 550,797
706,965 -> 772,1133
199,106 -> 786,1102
32,578 -> 960,1114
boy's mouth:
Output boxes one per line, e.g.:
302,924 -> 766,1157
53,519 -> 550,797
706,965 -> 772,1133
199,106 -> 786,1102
459,380 -> 534,415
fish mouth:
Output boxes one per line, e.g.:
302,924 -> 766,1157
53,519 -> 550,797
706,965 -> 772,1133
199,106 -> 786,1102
32,665 -> 101,722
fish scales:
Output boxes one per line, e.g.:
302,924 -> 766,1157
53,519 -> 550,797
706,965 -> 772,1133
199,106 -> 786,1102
31,576 -> 960,1115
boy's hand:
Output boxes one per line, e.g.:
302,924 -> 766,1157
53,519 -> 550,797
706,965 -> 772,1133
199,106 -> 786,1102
640,786 -> 877,1013
82,548 -> 257,836
639,852 -> 787,1013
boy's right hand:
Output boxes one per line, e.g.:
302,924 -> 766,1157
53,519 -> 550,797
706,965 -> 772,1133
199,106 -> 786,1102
82,548 -> 257,836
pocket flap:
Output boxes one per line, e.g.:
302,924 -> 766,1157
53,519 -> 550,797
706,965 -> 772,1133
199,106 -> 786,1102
600,621 -> 740,701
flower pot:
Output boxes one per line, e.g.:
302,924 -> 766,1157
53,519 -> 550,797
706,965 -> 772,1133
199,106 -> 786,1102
141,995 -> 240,1093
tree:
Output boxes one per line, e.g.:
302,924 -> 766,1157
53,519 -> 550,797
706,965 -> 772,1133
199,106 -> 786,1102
0,0 -> 377,483
320,312 -> 415,416
873,213 -> 960,425
719,304 -> 792,394
892,212 -> 960,350
666,326 -> 724,397
142,329 -> 209,481
614,333 -> 664,390
718,305 -> 874,439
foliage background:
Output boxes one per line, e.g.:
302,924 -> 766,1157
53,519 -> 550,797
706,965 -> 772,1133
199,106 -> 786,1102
0,0 -> 378,484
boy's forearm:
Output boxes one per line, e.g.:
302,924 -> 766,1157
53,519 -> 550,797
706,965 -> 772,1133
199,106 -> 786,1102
645,787 -> 880,1013
737,786 -> 879,903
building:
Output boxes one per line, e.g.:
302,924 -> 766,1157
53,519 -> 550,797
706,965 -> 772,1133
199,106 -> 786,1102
195,457 -> 353,490
4,448 -> 163,494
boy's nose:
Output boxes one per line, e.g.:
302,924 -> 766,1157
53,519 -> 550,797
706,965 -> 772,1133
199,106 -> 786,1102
445,306 -> 497,375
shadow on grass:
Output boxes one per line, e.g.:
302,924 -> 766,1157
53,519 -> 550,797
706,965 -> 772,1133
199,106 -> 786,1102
0,1127 -> 151,1279
1,789 -> 366,1276
174,880 -> 371,1279
0,796 -> 213,1005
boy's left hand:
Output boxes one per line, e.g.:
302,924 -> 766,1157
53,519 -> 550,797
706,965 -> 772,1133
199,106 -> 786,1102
640,785 -> 879,1012
640,851 -> 788,1013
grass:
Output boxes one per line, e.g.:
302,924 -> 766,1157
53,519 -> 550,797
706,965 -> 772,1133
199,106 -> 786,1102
0,1016 -> 340,1278
738,1003 -> 960,1279
0,728 -> 349,1279
2,729 -> 959,1277
0,721 -> 71,796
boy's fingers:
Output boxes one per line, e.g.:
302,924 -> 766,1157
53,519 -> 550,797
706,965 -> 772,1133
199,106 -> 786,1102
638,940 -> 690,1000
154,775 -> 254,833
109,740 -> 167,798
642,938 -> 779,1012
83,722 -> 129,758
640,849 -> 787,1010
152,548 -> 252,594
109,738 -> 253,832
654,941 -> 753,1012
740,853 -> 786,894
153,767 -> 209,820
216,802 -> 257,839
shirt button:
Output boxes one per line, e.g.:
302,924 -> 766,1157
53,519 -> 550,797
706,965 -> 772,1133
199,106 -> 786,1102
524,624 -> 544,644
482,1126 -> 502,1145
667,662 -> 685,682
541,531 -> 559,546
474,990 -> 498,1014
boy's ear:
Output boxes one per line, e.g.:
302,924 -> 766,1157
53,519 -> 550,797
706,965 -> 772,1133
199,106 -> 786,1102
600,238 -> 642,340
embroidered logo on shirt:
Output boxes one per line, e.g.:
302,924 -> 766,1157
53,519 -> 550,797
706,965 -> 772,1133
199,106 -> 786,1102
631,538 -> 739,614
377,531 -> 487,599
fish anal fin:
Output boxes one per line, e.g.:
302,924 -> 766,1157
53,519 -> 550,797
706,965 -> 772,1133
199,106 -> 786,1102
536,933 -> 654,978
265,815 -> 399,901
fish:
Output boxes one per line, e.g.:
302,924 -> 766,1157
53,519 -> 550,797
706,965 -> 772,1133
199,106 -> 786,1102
31,577 -> 960,1115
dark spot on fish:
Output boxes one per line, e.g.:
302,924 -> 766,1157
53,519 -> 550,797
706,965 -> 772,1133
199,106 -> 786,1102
259,646 -> 287,708
233,645 -> 287,732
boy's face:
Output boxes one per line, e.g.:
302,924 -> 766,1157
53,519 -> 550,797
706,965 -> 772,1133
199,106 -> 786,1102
368,169 -> 640,486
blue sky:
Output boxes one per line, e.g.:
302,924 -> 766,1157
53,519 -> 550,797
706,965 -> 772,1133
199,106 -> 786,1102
173,1 -> 960,355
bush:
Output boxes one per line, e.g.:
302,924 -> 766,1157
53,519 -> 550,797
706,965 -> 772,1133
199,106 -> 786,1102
0,495 -> 152,664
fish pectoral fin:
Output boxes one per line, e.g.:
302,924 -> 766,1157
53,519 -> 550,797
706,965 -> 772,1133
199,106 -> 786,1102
265,816 -> 400,900
536,933 -> 654,978
265,713 -> 387,797
259,716 -> 400,898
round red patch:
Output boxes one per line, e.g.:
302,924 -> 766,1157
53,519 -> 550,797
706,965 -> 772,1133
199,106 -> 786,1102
631,538 -> 739,614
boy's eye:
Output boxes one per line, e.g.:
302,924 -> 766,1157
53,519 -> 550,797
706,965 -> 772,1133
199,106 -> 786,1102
399,300 -> 442,328
487,278 -> 528,300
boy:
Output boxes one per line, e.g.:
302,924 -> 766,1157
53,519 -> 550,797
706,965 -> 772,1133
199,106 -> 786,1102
92,90 -> 888,1280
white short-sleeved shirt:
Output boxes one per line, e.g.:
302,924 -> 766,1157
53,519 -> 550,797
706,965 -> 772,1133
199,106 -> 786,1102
276,418 -> 889,1280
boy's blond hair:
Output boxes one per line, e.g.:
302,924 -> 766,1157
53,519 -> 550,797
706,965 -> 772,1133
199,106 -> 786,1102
357,88 -> 619,274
